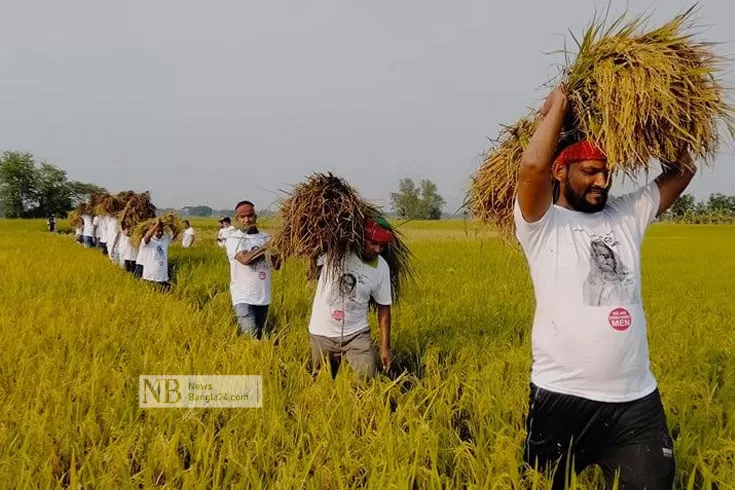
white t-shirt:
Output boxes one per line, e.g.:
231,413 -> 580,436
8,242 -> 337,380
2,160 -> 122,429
218,226 -> 234,248
514,181 -> 661,403
82,215 -> 94,237
308,253 -> 392,338
225,230 -> 272,306
122,234 -> 138,262
182,227 -> 195,248
92,216 -> 103,239
106,217 -> 119,249
138,235 -> 171,282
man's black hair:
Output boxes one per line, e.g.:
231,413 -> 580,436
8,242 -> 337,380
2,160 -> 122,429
234,200 -> 255,211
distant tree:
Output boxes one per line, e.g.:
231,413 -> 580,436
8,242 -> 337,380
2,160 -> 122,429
390,178 -> 445,220
419,179 -> 445,220
706,193 -> 735,215
0,151 -> 103,218
0,152 -> 37,218
181,205 -> 213,217
667,193 -> 696,220
68,181 -> 107,207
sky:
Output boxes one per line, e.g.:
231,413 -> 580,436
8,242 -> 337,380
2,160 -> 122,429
0,0 -> 733,214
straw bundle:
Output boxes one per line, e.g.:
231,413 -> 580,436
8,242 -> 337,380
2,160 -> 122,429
272,172 -> 414,301
130,212 -> 182,248
92,193 -> 125,216
68,208 -> 83,228
469,7 -> 734,236
119,192 -> 157,231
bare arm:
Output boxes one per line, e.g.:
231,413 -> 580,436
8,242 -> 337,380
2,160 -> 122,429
655,149 -> 696,217
142,219 -> 161,245
377,304 -> 391,371
234,245 -> 267,266
517,90 -> 569,223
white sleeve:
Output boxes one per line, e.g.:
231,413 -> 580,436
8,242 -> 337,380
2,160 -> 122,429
513,198 -> 556,259
372,262 -> 393,306
607,182 -> 661,240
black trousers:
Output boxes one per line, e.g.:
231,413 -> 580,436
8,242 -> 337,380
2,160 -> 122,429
524,384 -> 675,490
124,260 -> 136,274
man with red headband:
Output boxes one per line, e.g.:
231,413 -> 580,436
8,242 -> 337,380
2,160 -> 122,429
515,89 -> 695,489
307,217 -> 393,380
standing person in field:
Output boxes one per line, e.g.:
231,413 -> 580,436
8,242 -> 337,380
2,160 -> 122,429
217,217 -> 233,248
515,89 -> 695,490
308,218 -> 393,381
120,226 -> 138,274
136,218 -> 172,290
93,214 -> 108,255
106,214 -> 120,263
82,212 -> 95,248
181,220 -> 196,248
47,214 -> 56,232
226,201 -> 279,339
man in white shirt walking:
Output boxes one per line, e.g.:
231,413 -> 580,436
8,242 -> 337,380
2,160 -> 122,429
81,213 -> 95,248
181,220 -> 196,248
225,201 -> 279,339
217,217 -> 233,248
136,218 -> 172,291
308,218 -> 394,381
516,89 -> 695,489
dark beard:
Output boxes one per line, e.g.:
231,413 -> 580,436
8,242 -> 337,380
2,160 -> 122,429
563,182 -> 608,213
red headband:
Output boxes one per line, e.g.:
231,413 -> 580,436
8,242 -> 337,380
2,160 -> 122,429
554,140 -> 607,169
364,219 -> 393,244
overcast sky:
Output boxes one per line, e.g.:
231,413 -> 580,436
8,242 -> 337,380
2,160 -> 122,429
0,0 -> 733,214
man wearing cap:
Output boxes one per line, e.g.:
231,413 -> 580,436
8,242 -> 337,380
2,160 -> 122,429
515,89 -> 695,489
308,217 -> 393,381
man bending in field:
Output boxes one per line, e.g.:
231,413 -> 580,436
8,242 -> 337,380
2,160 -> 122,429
308,218 -> 393,381
515,89 -> 695,490
225,201 -> 279,339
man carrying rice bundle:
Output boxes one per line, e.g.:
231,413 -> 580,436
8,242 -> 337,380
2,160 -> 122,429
308,217 -> 393,381
135,218 -> 173,291
81,211 -> 95,248
225,201 -> 279,339
516,89 -> 694,489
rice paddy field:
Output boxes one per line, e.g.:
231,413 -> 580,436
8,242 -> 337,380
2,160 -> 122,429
1,218 -> 733,489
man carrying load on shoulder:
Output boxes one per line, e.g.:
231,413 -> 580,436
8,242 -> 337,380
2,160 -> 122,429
308,217 -> 394,381
516,89 -> 695,490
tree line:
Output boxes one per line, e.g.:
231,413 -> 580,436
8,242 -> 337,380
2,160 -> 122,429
662,193 -> 735,224
0,152 -> 105,218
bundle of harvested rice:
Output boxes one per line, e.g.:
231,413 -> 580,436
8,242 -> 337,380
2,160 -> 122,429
468,117 -> 539,237
563,6 -> 733,170
272,172 -> 414,301
93,193 -> 125,216
130,212 -> 182,248
68,208 -> 83,228
469,7 -> 734,236
119,192 -> 157,231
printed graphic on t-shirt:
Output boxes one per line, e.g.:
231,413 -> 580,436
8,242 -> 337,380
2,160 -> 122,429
579,231 -> 638,307
329,271 -> 368,320
155,244 -> 166,267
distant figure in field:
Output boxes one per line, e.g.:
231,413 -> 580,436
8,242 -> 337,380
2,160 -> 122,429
135,218 -> 172,291
515,89 -> 695,490
308,218 -> 393,381
93,214 -> 108,255
225,201 -> 279,339
106,213 -> 120,263
47,215 -> 56,232
217,217 -> 233,248
181,220 -> 196,248
82,213 -> 95,248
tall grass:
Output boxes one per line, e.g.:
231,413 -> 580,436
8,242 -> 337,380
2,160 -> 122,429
0,220 -> 732,488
